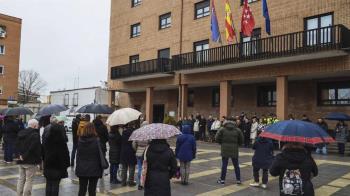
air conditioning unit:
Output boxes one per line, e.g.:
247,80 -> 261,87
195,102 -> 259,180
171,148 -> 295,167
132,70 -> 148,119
0,32 -> 5,38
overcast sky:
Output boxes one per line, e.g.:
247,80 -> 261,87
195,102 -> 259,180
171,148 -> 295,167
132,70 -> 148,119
0,0 -> 111,95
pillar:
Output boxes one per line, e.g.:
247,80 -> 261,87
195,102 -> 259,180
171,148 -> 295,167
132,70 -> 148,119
276,76 -> 288,120
145,87 -> 154,123
180,84 -> 188,119
108,90 -> 116,108
220,81 -> 231,118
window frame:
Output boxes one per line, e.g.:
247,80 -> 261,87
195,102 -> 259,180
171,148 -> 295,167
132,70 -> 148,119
129,55 -> 140,64
194,0 -> 210,19
304,12 -> 334,46
64,94 -> 69,106
130,23 -> 141,38
0,65 -> 4,75
212,87 -> 220,107
240,28 -> 262,56
0,45 -> 5,55
73,93 -> 79,106
317,81 -> 350,106
157,48 -> 170,59
193,39 -> 209,63
159,12 -> 171,30
257,85 -> 276,107
0,86 -> 3,95
131,0 -> 142,7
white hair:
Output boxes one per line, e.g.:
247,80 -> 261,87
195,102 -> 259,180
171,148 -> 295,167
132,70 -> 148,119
28,119 -> 39,129
50,116 -> 58,123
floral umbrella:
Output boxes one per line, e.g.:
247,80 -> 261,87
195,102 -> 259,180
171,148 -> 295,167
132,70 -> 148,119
129,123 -> 182,141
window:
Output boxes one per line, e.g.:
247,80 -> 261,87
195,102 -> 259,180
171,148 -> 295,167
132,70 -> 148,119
318,81 -> 350,106
194,39 -> 209,63
130,23 -> 141,38
241,0 -> 259,5
0,45 -> 5,55
158,48 -> 170,59
195,0 -> 210,19
0,86 -> 3,94
64,94 -> 69,106
241,28 -> 261,56
212,88 -> 220,107
159,13 -> 171,29
257,86 -> 276,107
129,55 -> 139,64
305,13 -> 333,46
188,90 -> 194,107
0,65 -> 3,75
131,0 -> 141,7
0,26 -> 6,38
73,93 -> 79,106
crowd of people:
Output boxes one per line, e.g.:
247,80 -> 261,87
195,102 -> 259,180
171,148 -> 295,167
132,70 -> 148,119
0,111 -> 348,196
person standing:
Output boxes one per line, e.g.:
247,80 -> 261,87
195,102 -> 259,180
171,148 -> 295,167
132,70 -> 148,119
215,118 -> 244,185
209,117 -> 221,142
108,125 -> 122,184
42,123 -> 70,196
93,116 -> 109,156
249,137 -> 274,189
270,142 -> 318,196
77,114 -> 90,137
15,119 -> 41,196
241,116 -> 251,147
71,114 -> 81,166
206,115 -> 214,140
120,125 -> 137,186
335,121 -> 349,156
144,139 -> 177,196
315,118 -> 328,155
76,123 -> 103,196
199,115 -> 206,141
175,124 -> 196,185
193,118 -> 200,140
3,116 -> 20,163
250,117 -> 259,144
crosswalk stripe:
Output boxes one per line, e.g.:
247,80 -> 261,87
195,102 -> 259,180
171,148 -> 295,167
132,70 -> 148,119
32,178 -> 71,190
0,174 -> 18,180
0,165 -> 18,170
315,172 -> 350,196
317,160 -> 350,166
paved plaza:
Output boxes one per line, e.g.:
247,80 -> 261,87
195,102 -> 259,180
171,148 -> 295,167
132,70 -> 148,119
1,134 -> 350,196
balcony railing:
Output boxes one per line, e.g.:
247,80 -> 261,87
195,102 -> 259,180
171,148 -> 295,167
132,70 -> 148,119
111,58 -> 171,79
171,25 -> 350,71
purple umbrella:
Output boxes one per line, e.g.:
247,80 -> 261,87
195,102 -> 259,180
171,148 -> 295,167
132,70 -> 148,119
129,123 -> 182,141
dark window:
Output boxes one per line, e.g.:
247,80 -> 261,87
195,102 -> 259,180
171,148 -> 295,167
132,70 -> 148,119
159,13 -> 171,29
212,88 -> 220,107
318,81 -> 350,106
0,65 -> 3,74
73,93 -> 79,106
304,13 -> 333,45
240,28 -> 261,56
131,0 -> 141,7
195,0 -> 210,19
257,86 -> 276,107
188,90 -> 194,107
241,0 -> 259,5
0,45 -> 5,55
129,55 -> 139,64
134,105 -> 141,111
130,23 -> 141,38
64,94 -> 69,106
194,39 -> 209,63
158,48 -> 170,59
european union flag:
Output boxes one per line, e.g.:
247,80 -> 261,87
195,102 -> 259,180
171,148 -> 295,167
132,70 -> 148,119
211,0 -> 221,43
263,0 -> 271,35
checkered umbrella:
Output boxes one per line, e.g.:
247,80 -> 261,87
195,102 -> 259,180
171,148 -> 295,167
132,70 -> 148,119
129,123 -> 182,141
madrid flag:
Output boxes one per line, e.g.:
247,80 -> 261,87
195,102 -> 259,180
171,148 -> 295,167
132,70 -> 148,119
241,0 -> 255,37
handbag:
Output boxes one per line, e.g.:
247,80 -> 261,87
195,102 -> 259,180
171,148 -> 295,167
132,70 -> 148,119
96,139 -> 109,170
140,146 -> 149,187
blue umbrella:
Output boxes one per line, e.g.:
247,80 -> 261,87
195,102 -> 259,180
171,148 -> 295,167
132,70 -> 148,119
325,112 -> 350,121
259,120 -> 335,144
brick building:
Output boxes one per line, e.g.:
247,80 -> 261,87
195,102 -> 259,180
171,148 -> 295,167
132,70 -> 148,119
0,13 -> 22,107
108,0 -> 350,123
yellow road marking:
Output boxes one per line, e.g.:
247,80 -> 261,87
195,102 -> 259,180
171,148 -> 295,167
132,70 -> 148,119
32,178 -> 71,190
315,186 -> 340,196
315,172 -> 350,196
0,165 -> 18,170
0,174 -> 18,180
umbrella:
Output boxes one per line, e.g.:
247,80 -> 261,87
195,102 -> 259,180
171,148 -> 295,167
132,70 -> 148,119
36,104 -> 68,117
324,112 -> 350,121
76,104 -> 114,114
0,107 -> 34,116
106,107 -> 142,126
259,120 -> 335,144
129,123 -> 182,141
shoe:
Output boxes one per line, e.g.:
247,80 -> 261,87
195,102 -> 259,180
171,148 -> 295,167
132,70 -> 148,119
217,179 -> 225,185
236,180 -> 242,185
138,185 -> 143,190
128,181 -> 136,186
249,182 -> 260,187
261,184 -> 267,189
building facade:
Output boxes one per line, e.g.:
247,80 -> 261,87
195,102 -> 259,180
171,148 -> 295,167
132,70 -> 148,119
108,0 -> 350,123
0,13 -> 22,107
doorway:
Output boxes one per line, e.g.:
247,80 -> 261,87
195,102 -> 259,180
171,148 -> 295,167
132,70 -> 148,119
153,104 -> 165,123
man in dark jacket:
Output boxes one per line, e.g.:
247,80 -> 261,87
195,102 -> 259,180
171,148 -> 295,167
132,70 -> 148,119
120,127 -> 137,186
15,119 -> 41,196
93,115 -> 109,156
71,114 -> 81,166
108,125 -> 122,184
270,143 -> 318,196
3,116 -> 20,163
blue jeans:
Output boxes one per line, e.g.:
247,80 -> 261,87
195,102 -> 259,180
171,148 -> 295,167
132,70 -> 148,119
110,163 -> 118,183
220,157 -> 241,181
71,143 -> 78,165
136,156 -> 143,185
4,141 -> 14,162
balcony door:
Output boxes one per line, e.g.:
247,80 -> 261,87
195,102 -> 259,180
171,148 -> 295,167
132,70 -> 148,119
241,28 -> 261,56
194,39 -> 209,64
305,13 -> 333,46
158,48 -> 170,71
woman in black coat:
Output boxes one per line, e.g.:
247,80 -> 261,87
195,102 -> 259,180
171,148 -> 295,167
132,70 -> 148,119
76,123 -> 103,196
108,125 -> 122,184
93,116 -> 109,155
120,127 -> 137,186
43,123 -> 70,196
144,139 -> 177,196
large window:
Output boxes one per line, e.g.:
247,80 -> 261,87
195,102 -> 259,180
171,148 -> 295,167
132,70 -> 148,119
194,39 -> 209,63
257,85 -> 276,107
130,23 -> 141,38
64,94 -> 69,106
188,90 -> 194,107
195,0 -> 210,19
131,0 -> 141,7
129,55 -> 139,64
73,93 -> 79,106
305,13 -> 333,46
241,28 -> 261,56
159,13 -> 171,29
318,81 -> 350,106
212,88 -> 220,107
0,45 -> 5,55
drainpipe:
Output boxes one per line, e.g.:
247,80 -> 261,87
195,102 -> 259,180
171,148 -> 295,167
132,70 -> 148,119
177,0 -> 184,120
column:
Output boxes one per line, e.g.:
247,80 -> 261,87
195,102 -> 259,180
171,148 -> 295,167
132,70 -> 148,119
180,84 -> 188,119
276,76 -> 288,120
108,90 -> 116,108
145,87 -> 154,123
220,81 -> 231,118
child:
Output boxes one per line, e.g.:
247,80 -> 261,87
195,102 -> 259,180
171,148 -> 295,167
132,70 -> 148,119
250,136 -> 274,189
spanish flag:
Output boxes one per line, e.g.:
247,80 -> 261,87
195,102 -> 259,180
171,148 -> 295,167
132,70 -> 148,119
225,0 -> 235,44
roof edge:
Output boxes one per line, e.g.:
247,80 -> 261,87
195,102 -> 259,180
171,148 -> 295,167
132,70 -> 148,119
0,13 -> 22,23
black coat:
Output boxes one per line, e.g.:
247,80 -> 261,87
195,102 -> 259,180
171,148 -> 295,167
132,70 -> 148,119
72,118 -> 80,145
144,140 -> 177,196
75,136 -> 103,178
94,119 -> 109,153
270,148 -> 318,196
108,130 -> 122,164
15,127 -> 42,165
43,124 -> 70,180
2,119 -> 20,142
252,137 -> 274,169
120,128 -> 137,165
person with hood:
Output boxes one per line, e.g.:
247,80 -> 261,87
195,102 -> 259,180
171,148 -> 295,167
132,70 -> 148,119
71,114 -> 81,166
270,142 -> 318,196
175,124 -> 196,185
108,125 -> 122,184
16,119 -> 41,196
42,123 -> 70,196
144,139 -> 177,196
2,116 -> 20,163
93,115 -> 109,156
249,136 -> 274,189
215,118 -> 244,185
315,118 -> 328,155
76,122 -> 103,196
77,114 -> 90,137
120,124 -> 137,186
335,121 -> 349,156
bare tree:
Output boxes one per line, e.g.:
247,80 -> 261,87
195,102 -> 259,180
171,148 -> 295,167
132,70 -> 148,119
18,70 -> 47,104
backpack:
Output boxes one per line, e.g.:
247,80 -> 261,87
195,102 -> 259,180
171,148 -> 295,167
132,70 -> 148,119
193,121 -> 199,132
282,169 -> 303,195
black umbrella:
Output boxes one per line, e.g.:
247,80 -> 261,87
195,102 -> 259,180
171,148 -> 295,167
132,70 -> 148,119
1,107 -> 34,116
325,112 -> 350,121
76,104 -> 114,114
36,104 -> 68,117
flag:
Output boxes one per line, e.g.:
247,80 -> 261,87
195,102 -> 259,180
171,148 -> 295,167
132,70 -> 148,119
225,0 -> 236,44
211,0 -> 221,43
241,0 -> 255,37
263,0 -> 271,35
